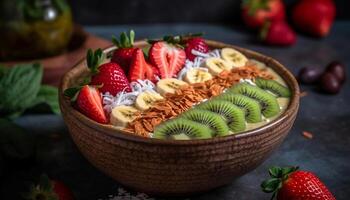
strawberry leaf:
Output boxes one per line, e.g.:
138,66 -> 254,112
269,166 -> 282,178
112,30 -> 135,48
86,48 -> 105,74
261,178 -> 280,193
64,87 -> 82,102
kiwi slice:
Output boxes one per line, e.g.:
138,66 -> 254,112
215,93 -> 262,123
181,109 -> 230,136
196,100 -> 246,133
229,83 -> 280,118
255,78 -> 291,97
153,118 -> 212,140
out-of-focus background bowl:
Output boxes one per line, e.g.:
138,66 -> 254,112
59,40 -> 300,195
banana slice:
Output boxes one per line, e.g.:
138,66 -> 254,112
184,68 -> 213,84
156,78 -> 188,95
135,91 -> 164,111
221,48 -> 248,67
110,106 -> 138,127
205,57 -> 233,75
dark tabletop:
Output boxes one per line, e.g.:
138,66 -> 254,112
12,22 -> 350,199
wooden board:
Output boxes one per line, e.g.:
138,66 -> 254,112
0,25 -> 112,86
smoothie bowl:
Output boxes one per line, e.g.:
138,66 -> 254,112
59,32 -> 300,195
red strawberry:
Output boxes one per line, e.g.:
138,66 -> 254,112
185,37 -> 209,61
111,30 -> 137,73
27,174 -> 75,200
129,48 -> 158,82
260,21 -> 296,46
242,0 -> 285,29
292,0 -> 336,37
87,49 -> 131,95
76,85 -> 108,124
262,166 -> 336,200
149,41 -> 186,78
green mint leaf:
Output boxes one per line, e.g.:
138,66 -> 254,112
30,85 -> 60,115
39,174 -> 53,191
0,63 -> 42,119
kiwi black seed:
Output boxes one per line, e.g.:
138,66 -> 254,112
153,118 -> 212,140
229,83 -> 280,118
181,109 -> 230,137
214,93 -> 262,123
255,78 -> 291,97
196,100 -> 246,133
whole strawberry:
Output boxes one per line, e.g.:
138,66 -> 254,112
292,0 -> 336,37
262,166 -> 336,200
242,0 -> 285,29
185,37 -> 209,61
111,30 -> 137,73
260,21 -> 296,46
64,85 -> 108,124
27,174 -> 75,200
87,49 -> 131,95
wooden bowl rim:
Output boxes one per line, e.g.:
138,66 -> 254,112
59,39 -> 300,146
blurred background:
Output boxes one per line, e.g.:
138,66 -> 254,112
69,0 -> 350,24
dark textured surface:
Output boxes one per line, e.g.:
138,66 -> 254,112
69,0 -> 350,25
13,22 -> 350,199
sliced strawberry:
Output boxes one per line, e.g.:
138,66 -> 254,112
129,48 -> 158,82
76,85 -> 108,124
149,41 -> 186,79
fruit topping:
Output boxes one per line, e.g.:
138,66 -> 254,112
153,118 -> 212,140
110,105 -> 139,127
149,41 -> 186,78
205,57 -> 233,75
260,21 -> 296,46
185,37 -> 209,61
242,0 -> 286,29
111,30 -> 137,73
87,49 -> 131,96
254,77 -> 291,97
184,68 -> 212,84
72,85 -> 108,124
129,48 -> 158,83
156,78 -> 188,95
135,91 -> 164,111
221,48 -> 248,67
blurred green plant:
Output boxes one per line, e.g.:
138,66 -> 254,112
0,63 -> 60,119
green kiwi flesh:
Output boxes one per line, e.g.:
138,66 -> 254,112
196,100 -> 246,133
153,118 -> 212,140
255,78 -> 291,97
214,93 -> 262,123
229,83 -> 280,118
181,109 -> 230,136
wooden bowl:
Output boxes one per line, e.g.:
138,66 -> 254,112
59,40 -> 300,196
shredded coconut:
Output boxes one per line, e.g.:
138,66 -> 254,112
239,78 -> 256,86
102,79 -> 157,113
